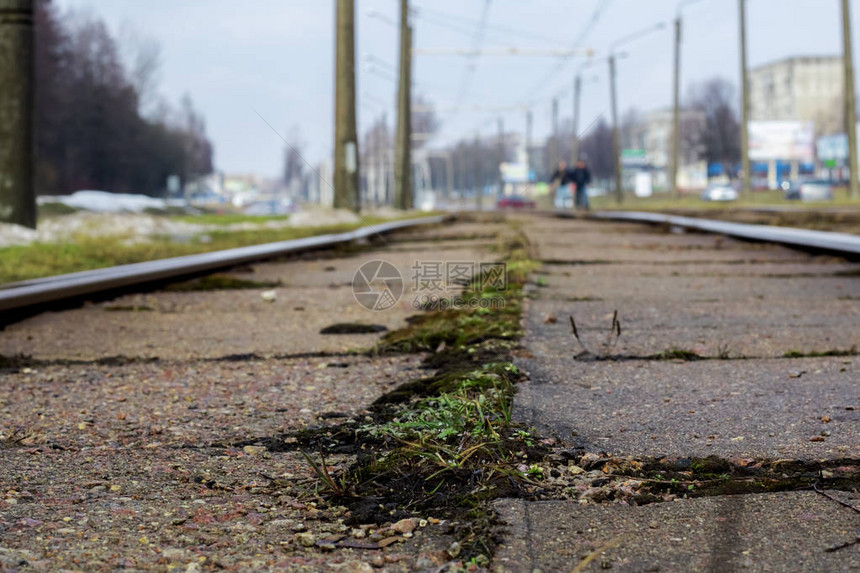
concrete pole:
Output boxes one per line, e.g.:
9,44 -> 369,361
404,25 -> 413,209
0,0 -> 35,228
739,0 -> 752,199
474,133 -> 483,210
394,0 -> 413,209
671,16 -> 682,199
526,109 -> 533,183
572,75 -> 582,163
610,53 -> 623,203
551,97 -> 560,168
842,0 -> 859,199
334,0 -> 360,212
377,113 -> 385,205
497,117 -> 504,197
445,152 -> 453,199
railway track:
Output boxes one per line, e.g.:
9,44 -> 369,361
3,210 -> 858,324
580,210 -> 860,259
0,215 -> 448,321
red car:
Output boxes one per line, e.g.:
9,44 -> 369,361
497,195 -> 536,209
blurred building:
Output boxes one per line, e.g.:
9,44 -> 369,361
749,56 -> 844,135
307,162 -> 334,207
621,108 -> 707,192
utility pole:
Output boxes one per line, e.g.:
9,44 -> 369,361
334,0 -> 360,212
551,97 -> 560,168
443,152 -> 453,199
474,133 -> 483,210
610,54 -> 623,203
572,75 -> 582,163
672,0 -> 703,199
497,117 -> 505,197
843,0 -> 859,199
526,109 -> 533,183
379,112 -> 388,205
0,0 -> 35,229
671,16 -> 682,199
739,0 -> 751,199
394,0 -> 413,210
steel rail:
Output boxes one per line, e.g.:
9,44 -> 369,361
0,216 -> 448,313
578,211 -> 860,257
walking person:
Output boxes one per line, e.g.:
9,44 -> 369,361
549,161 -> 575,209
570,159 -> 592,211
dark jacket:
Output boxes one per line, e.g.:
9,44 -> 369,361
550,167 -> 576,186
570,167 -> 592,188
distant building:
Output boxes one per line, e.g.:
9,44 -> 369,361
749,56 -> 844,135
621,108 -> 708,191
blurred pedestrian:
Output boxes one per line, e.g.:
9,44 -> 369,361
550,161 -> 575,209
570,159 -> 592,211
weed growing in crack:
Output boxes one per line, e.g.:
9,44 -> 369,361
783,347 -> 858,358
655,348 -> 703,361
291,228 -> 548,562
569,311 -> 623,359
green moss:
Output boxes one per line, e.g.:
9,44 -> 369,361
654,348 -> 703,361
170,213 -> 290,226
783,347 -> 858,358
295,227 -> 545,562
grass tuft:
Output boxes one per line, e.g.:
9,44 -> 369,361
783,347 -> 858,358
293,227 -> 546,562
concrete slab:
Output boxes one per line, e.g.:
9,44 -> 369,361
516,216 -> 860,456
0,237 -> 503,361
496,215 -> 860,573
526,296 -> 860,359
0,354 -> 425,448
493,492 -> 860,572
515,356 -> 859,459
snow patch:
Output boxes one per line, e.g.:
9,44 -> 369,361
39,190 -> 168,213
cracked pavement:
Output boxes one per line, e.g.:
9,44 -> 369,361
494,214 -> 860,572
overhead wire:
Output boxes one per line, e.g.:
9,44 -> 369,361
413,6 -> 563,45
520,0 -> 614,107
453,0 -> 493,108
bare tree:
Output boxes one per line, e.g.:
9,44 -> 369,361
283,125 -> 306,187
688,78 -> 741,175
411,94 -> 439,150
579,119 -> 614,180
34,2 -> 213,196
118,22 -> 163,116
619,107 -> 644,151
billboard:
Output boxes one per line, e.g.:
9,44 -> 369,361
817,133 -> 847,161
816,123 -> 860,162
749,121 -> 815,162
500,162 -> 529,184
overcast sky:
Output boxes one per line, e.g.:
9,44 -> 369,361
54,0 -> 855,178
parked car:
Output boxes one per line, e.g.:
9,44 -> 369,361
700,183 -> 739,202
497,194 -> 536,209
781,180 -> 801,200
797,180 -> 834,202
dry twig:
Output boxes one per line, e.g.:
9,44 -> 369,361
571,536 -> 622,573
